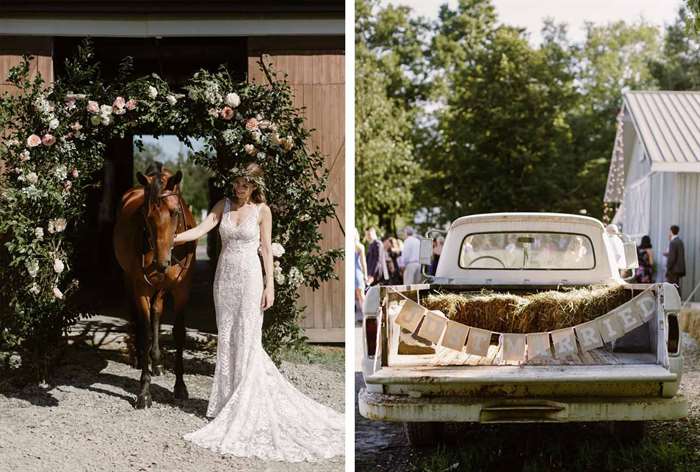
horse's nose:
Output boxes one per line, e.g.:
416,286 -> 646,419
156,262 -> 168,273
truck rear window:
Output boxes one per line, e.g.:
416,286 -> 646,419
459,232 -> 596,270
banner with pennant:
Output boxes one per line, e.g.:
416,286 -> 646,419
391,287 -> 658,362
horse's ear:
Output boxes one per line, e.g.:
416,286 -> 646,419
166,170 -> 183,190
136,172 -> 149,187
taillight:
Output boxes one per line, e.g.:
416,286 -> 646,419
668,314 -> 680,355
366,317 -> 378,357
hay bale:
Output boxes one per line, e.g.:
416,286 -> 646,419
680,305 -> 700,342
423,285 -> 631,333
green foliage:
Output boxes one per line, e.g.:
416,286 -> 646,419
0,40 -> 340,375
357,0 -> 667,229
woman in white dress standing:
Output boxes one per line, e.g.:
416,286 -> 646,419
172,162 -> 344,462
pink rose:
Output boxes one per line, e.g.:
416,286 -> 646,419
125,99 -> 137,111
86,101 -> 99,114
245,118 -> 259,131
71,168 -> 79,178
113,96 -> 125,108
42,134 -> 56,146
26,134 -> 42,147
220,106 -> 234,120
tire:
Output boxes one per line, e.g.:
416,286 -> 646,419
611,421 -> 646,443
403,422 -> 444,447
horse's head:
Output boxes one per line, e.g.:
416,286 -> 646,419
136,162 -> 183,273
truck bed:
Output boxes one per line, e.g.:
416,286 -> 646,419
390,344 -> 658,367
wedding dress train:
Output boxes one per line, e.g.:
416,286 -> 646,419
183,198 -> 344,462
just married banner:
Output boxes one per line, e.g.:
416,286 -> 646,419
393,286 -> 658,361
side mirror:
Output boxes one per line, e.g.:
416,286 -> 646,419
419,237 -> 433,266
622,240 -> 639,270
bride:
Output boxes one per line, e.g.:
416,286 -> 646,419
172,161 -> 344,462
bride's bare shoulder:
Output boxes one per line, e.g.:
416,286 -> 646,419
211,198 -> 227,215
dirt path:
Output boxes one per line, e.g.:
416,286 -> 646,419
0,319 -> 345,472
355,332 -> 700,471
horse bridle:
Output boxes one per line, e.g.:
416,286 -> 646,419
141,189 -> 192,288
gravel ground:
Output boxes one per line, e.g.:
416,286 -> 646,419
355,332 -> 700,471
0,320 -> 345,472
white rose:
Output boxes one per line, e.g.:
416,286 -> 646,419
26,260 -> 39,278
166,94 -> 177,105
101,115 -> 112,126
53,259 -> 65,274
147,85 -> 158,99
99,104 -> 112,116
274,272 -> 286,285
53,218 -> 67,233
19,150 -> 30,161
271,242 -> 285,258
26,172 -> 38,185
29,283 -> 40,295
35,227 -> 44,240
224,92 -> 241,108
49,118 -> 59,130
52,287 -> 64,300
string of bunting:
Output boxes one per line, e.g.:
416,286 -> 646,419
391,286 -> 658,362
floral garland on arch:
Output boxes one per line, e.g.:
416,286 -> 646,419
0,41 -> 341,372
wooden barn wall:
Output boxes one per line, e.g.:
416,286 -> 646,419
247,38 -> 344,342
0,37 -> 54,176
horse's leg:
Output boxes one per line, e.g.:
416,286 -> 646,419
172,284 -> 190,400
135,293 -> 153,409
150,290 -> 164,376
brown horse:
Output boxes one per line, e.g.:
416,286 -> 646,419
113,161 -> 196,408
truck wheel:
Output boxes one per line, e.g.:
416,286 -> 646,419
611,421 -> 646,443
403,422 -> 444,447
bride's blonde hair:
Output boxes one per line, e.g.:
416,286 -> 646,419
232,161 -> 266,204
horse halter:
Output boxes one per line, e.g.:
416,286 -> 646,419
141,188 -> 191,287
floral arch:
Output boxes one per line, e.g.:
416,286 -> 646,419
0,42 -> 340,370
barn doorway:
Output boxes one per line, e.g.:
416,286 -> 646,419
53,37 -> 247,331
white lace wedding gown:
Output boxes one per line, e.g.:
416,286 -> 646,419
183,198 -> 345,462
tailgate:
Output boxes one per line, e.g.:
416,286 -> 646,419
367,364 -> 675,397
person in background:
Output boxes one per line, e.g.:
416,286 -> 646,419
634,235 -> 654,283
430,235 -> 444,275
381,236 -> 402,285
398,226 -> 421,285
364,227 -> 383,285
354,228 -> 368,323
664,225 -> 686,290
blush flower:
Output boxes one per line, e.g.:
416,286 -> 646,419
126,99 -> 138,111
244,144 -> 256,156
42,134 -> 56,146
27,134 -> 42,147
86,101 -> 99,114
220,106 -> 234,120
52,287 -> 64,300
245,118 -> 259,131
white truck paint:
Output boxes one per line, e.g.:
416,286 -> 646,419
359,213 -> 686,444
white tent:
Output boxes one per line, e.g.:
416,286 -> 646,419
605,91 -> 700,301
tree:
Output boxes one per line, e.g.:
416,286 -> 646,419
426,1 -> 579,223
650,7 -> 700,90
355,0 -> 423,234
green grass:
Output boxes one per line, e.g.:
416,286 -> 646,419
411,421 -> 699,472
279,344 -> 345,372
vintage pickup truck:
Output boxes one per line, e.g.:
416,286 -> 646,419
358,213 -> 687,445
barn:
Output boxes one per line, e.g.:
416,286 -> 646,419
0,1 -> 345,341
605,91 -> 700,301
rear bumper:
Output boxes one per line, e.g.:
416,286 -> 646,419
358,388 -> 688,423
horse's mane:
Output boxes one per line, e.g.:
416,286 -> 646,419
143,161 -> 174,206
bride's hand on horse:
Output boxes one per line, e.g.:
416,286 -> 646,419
261,286 -> 275,311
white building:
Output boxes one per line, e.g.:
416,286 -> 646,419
605,91 -> 700,300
